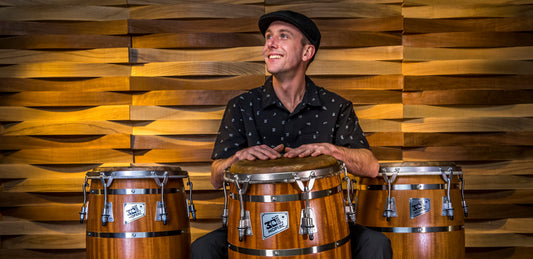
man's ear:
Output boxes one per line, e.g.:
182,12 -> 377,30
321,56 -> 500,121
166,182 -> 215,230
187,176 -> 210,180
302,45 -> 316,62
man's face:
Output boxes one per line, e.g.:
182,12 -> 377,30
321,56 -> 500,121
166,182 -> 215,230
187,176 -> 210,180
262,21 -> 312,76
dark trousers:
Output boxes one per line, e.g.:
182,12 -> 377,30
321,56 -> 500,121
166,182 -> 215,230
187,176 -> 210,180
191,223 -> 392,259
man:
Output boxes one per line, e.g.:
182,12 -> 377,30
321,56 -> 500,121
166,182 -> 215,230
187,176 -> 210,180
192,10 -> 392,259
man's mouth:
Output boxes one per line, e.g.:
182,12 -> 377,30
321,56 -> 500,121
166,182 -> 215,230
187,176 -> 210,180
268,54 -> 282,59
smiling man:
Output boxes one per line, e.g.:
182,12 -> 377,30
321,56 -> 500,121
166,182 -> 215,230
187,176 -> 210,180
191,10 -> 392,259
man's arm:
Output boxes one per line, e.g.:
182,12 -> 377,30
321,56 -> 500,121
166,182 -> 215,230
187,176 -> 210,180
284,143 -> 379,177
210,144 -> 285,189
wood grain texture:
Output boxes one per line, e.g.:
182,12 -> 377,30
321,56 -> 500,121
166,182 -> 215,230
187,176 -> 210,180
131,47 -> 263,63
0,6 -> 128,21
402,146 -> 533,161
0,35 -> 130,49
0,48 -> 129,64
404,32 -> 533,47
266,3 -> 401,18
404,46 -> 533,61
0,77 -> 130,92
404,132 -> 533,147
128,18 -> 258,34
131,62 -> 264,76
404,17 -> 533,33
129,3 -> 263,19
0,134 -> 131,149
0,106 -> 130,121
132,90 -> 244,106
132,33 -> 263,49
0,20 -> 128,35
0,0 -> 531,255
403,60 -> 533,75
403,75 -> 533,90
403,104 -> 533,118
129,75 -> 265,90
1,148 -> 133,164
0,63 -> 131,78
404,90 -> 533,105
1,121 -> 132,135
0,91 -> 131,106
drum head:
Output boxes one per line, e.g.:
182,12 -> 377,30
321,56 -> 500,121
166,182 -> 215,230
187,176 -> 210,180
226,155 -> 340,183
87,166 -> 188,178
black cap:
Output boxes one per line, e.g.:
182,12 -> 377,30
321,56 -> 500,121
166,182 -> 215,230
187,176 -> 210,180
258,10 -> 321,52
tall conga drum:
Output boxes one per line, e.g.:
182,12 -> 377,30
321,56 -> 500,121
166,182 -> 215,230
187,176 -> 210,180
79,166 -> 196,259
223,155 -> 353,258
356,162 -> 468,259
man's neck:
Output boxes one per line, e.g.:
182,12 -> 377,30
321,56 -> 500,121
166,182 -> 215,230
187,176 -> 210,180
272,72 -> 307,113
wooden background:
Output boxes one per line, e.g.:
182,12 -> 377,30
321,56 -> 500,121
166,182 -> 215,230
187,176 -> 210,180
0,0 -> 531,258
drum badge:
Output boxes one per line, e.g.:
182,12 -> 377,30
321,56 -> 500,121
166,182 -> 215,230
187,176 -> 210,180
123,202 -> 146,224
261,212 -> 289,240
409,198 -> 430,219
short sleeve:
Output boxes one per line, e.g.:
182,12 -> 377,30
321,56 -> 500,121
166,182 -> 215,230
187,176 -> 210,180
211,97 -> 248,160
334,101 -> 371,150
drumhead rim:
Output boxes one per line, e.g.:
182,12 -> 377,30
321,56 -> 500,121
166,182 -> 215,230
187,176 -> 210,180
86,168 -> 188,178
379,166 -> 463,176
223,164 -> 341,184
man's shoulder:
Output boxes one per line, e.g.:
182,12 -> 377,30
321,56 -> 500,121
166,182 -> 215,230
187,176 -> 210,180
314,85 -> 351,105
228,85 -> 264,106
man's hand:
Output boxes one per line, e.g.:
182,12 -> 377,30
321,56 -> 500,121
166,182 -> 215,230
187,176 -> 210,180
284,143 -> 335,158
211,144 -> 284,189
235,144 -> 284,161
284,143 -> 379,178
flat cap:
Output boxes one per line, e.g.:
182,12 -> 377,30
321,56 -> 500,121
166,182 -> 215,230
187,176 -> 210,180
258,10 -> 321,51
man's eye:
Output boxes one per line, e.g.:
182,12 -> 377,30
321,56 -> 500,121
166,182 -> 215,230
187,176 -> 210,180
281,34 -> 287,39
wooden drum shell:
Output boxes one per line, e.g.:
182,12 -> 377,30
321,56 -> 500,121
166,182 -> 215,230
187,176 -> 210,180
85,168 -> 191,259
225,156 -> 351,259
356,164 -> 465,259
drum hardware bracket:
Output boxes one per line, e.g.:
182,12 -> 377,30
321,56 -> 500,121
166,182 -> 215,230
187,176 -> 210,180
100,174 -> 115,225
234,175 -> 252,241
187,176 -> 197,221
296,172 -> 317,240
221,180 -> 229,227
153,171 -> 169,224
440,168 -> 455,220
382,169 -> 398,221
79,175 -> 89,223
341,163 -> 357,223
459,174 -> 468,217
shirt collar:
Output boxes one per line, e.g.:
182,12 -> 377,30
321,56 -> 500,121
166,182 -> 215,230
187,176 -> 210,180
261,76 -> 322,110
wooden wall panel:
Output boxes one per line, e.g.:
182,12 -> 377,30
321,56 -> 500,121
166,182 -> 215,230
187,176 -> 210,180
0,1 -> 131,257
0,0 -> 531,258
403,0 -> 533,257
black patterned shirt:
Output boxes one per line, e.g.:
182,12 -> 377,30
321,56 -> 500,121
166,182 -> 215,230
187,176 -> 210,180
212,76 -> 370,160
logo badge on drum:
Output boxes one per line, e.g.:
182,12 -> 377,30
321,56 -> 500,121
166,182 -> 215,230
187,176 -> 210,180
410,198 -> 430,219
123,202 -> 146,224
261,212 -> 289,240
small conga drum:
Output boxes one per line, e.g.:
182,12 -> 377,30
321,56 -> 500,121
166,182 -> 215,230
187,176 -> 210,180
356,162 -> 468,259
79,166 -> 196,259
223,155 -> 353,258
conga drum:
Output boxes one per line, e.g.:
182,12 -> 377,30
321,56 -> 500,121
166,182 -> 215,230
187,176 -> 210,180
223,155 -> 353,258
356,162 -> 468,259
79,166 -> 196,259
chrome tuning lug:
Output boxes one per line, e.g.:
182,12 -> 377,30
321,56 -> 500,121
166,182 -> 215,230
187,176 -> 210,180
235,175 -> 252,241
154,172 -> 169,225
441,168 -> 455,220
459,174 -> 468,217
382,168 -> 398,221
296,172 -> 317,240
187,176 -> 197,221
100,174 -> 114,226
79,176 -> 89,223
221,180 -> 229,228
